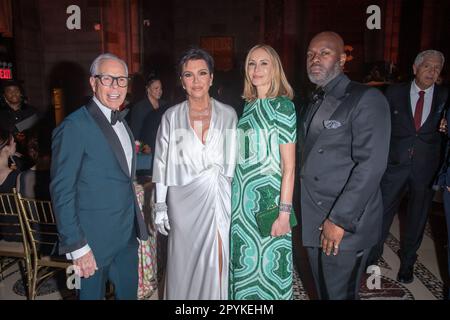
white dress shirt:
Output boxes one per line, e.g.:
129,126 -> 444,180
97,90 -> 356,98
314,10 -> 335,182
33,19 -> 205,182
66,97 -> 133,260
410,80 -> 434,127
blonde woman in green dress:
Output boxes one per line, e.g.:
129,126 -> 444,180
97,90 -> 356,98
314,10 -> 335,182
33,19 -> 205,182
229,44 -> 297,299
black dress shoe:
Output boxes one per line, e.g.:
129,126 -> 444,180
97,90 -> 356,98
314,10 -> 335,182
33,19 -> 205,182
397,266 -> 414,284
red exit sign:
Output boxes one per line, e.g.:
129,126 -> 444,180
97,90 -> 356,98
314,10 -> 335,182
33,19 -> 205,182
0,68 -> 12,79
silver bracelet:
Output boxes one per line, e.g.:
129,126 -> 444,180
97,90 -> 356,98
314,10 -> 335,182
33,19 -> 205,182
152,202 -> 168,212
279,202 -> 292,214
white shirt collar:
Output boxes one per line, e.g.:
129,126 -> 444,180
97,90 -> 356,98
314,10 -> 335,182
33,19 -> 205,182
93,96 -> 116,122
412,80 -> 434,95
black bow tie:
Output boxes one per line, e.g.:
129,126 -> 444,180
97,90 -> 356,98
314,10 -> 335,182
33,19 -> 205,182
110,109 -> 128,125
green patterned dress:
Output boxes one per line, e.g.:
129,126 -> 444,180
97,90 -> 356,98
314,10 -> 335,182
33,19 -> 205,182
229,96 -> 297,300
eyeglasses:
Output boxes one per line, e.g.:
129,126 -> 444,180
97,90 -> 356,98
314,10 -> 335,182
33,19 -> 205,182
94,75 -> 130,88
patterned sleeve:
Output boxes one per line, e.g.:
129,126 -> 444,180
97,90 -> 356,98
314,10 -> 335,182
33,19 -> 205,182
276,98 -> 297,144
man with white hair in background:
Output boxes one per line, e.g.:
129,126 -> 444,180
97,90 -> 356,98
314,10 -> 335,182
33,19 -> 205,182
367,50 -> 448,285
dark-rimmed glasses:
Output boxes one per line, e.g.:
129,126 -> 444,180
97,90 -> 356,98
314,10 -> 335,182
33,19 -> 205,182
94,75 -> 130,87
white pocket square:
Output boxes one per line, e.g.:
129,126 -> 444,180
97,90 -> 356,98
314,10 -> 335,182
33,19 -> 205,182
323,120 -> 342,129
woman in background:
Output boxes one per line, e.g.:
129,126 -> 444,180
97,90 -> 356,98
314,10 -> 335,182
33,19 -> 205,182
0,129 -> 20,242
0,129 -> 18,193
130,74 -> 167,156
16,134 -> 51,200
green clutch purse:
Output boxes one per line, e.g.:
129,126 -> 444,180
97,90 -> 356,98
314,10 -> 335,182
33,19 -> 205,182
255,205 -> 298,237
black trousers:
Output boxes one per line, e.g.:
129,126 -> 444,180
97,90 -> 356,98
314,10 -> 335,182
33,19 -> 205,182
306,247 -> 369,300
368,165 -> 434,268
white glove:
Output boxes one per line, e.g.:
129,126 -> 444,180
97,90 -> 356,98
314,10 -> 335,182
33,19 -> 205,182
154,183 -> 169,235
155,210 -> 170,236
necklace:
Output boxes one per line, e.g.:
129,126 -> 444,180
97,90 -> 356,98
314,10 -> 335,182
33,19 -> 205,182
190,108 -> 210,116
189,100 -> 212,117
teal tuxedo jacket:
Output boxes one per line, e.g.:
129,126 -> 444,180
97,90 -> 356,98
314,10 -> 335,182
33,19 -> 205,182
50,99 -> 148,267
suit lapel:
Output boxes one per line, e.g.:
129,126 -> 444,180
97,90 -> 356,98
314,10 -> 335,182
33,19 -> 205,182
86,99 -> 132,178
304,100 -> 321,136
416,85 -> 446,132
303,97 -> 342,161
430,85 -> 446,116
303,75 -> 350,163
124,120 -> 137,180
433,85 -> 448,115
302,104 -> 317,160
405,83 -> 415,129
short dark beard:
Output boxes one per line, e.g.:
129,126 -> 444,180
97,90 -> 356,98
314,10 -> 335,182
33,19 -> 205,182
308,61 -> 342,87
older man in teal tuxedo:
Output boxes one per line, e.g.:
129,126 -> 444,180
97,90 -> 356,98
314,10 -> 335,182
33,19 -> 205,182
50,53 -> 148,300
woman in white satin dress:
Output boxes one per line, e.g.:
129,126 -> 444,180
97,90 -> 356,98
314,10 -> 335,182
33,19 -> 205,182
152,48 -> 237,299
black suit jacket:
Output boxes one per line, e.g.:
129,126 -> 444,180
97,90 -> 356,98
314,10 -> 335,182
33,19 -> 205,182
385,82 -> 448,185
435,92 -> 450,188
299,74 -> 391,250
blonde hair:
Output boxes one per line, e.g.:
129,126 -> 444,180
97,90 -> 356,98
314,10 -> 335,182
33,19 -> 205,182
242,44 -> 294,102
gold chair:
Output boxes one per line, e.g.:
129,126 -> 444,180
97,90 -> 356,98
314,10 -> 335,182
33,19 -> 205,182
0,189 -> 32,298
17,192 -> 71,300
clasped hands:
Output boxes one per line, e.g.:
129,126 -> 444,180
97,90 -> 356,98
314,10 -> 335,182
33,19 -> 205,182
319,219 -> 345,256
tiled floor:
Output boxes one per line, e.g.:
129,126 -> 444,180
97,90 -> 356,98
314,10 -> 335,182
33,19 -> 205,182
293,201 -> 449,300
371,202 -> 448,300
0,262 -> 160,300
1,201 -> 448,300
0,264 -> 64,300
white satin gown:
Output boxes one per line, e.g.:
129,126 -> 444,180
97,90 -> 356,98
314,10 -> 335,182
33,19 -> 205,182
152,98 -> 237,299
